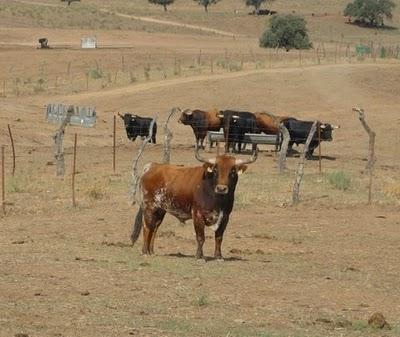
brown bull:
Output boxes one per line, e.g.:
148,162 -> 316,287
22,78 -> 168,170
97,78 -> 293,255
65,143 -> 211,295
254,112 -> 291,134
178,108 -> 222,149
131,148 -> 258,260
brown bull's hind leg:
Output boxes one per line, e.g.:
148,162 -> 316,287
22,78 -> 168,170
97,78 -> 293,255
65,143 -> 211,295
142,208 -> 165,255
149,209 -> 166,254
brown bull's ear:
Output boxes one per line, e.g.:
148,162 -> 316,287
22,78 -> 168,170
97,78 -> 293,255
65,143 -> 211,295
236,164 -> 248,175
203,163 -> 214,173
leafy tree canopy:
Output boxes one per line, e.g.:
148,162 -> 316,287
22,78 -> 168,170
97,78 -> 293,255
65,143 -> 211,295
259,14 -> 312,51
148,0 -> 175,11
344,0 -> 395,26
194,0 -> 221,12
245,0 -> 275,13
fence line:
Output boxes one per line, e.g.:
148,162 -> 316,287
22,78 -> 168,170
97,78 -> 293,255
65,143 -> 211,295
1,42 -> 399,97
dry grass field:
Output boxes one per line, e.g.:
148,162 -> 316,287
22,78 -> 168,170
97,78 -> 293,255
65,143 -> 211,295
1,0 -> 400,336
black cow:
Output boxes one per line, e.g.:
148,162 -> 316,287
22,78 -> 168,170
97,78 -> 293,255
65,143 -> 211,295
219,110 -> 259,153
119,113 -> 157,143
282,118 -> 339,159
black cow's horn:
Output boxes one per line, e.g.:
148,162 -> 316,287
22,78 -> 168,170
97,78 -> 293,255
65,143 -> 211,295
183,109 -> 193,115
320,124 -> 327,129
235,147 -> 258,165
117,112 -> 124,119
195,145 -> 216,164
332,125 -> 340,129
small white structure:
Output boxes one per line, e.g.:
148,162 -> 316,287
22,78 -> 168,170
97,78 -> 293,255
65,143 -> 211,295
81,37 -> 97,49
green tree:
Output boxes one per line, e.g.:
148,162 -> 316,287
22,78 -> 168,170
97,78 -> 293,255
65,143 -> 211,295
194,0 -> 221,13
259,14 -> 312,51
344,0 -> 395,26
148,0 -> 175,11
244,0 -> 274,14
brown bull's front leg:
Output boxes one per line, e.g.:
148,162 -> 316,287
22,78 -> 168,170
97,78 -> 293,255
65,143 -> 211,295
193,211 -> 206,260
214,215 -> 229,260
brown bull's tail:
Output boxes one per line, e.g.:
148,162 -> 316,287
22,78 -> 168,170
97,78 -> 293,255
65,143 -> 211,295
131,207 -> 143,245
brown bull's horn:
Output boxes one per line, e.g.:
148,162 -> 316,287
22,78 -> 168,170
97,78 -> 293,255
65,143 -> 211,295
183,109 -> 193,115
195,145 -> 216,164
235,147 -> 258,165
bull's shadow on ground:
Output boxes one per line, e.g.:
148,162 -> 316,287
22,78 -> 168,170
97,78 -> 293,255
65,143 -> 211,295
166,252 -> 247,262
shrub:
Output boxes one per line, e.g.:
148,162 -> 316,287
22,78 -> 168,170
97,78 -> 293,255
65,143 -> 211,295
87,68 -> 103,79
259,14 -> 312,51
328,171 -> 351,191
344,0 -> 395,27
148,0 -> 175,11
194,294 -> 208,306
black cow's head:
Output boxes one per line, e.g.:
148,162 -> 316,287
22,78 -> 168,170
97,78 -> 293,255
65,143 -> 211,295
118,113 -> 139,141
118,113 -> 138,127
319,123 -> 340,141
195,146 -> 257,195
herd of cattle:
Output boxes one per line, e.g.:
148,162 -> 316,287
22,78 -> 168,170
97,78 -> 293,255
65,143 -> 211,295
119,108 -> 339,259
119,108 -> 339,159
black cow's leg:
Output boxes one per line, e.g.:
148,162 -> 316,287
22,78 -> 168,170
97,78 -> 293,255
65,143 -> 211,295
200,137 -> 205,150
193,216 -> 205,259
306,146 -> 316,160
214,215 -> 228,260
287,141 -> 294,155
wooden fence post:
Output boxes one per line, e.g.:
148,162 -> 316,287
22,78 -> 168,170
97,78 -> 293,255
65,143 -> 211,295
1,145 -> 5,215
278,123 -> 290,173
353,107 -> 376,204
53,107 -> 73,176
292,121 -> 317,205
113,115 -> 116,173
72,133 -> 77,208
163,108 -> 178,164
7,124 -> 15,176
318,125 -> 322,173
130,116 -> 157,204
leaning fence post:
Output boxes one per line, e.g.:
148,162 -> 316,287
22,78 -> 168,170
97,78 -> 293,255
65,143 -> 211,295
292,121 -> 317,205
278,123 -> 290,173
163,108 -> 179,164
7,124 -> 15,176
130,116 -> 157,204
352,107 -> 376,204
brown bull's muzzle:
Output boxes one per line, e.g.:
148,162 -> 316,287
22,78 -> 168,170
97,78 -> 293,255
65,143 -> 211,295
215,184 -> 229,194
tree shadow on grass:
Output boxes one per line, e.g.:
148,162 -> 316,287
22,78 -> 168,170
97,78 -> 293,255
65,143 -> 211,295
345,21 -> 398,31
